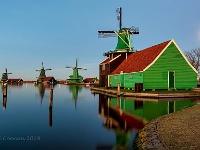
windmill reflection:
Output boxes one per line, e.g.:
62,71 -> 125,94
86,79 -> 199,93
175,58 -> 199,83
35,83 -> 45,104
35,83 -> 55,104
35,83 -> 54,127
68,85 -> 82,109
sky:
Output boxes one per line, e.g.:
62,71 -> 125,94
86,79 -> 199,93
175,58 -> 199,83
0,0 -> 200,81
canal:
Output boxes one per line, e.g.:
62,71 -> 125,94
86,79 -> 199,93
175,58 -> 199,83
0,84 -> 198,150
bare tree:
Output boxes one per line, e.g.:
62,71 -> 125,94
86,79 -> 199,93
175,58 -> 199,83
185,48 -> 200,71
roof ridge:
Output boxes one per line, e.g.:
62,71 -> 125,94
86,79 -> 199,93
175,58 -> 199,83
111,40 -> 171,75
139,40 -> 171,52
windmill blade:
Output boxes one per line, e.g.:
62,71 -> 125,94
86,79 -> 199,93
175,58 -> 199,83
42,62 -> 44,69
66,66 -> 74,68
45,68 -> 52,71
77,68 -> 87,70
4,68 -> 12,74
98,30 -> 117,38
129,26 -> 139,34
36,70 -> 41,71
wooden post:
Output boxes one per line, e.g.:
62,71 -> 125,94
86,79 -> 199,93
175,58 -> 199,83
3,83 -> 7,97
117,83 -> 120,96
3,83 -> 7,110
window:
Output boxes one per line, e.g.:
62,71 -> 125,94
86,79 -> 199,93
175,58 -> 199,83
129,75 -> 133,78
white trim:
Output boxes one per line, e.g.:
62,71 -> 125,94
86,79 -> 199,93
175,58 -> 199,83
100,54 -> 121,64
143,40 -> 172,71
172,39 -> 198,73
143,39 -> 198,73
108,74 -> 110,87
111,71 -> 143,76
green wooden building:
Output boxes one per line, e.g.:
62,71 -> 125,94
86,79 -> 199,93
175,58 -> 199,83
109,39 -> 197,90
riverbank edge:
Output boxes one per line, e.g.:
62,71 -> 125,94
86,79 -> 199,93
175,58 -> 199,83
135,115 -> 168,149
90,87 -> 200,98
135,104 -> 200,149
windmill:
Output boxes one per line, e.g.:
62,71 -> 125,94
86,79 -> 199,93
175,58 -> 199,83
66,58 -> 87,83
1,68 -> 12,82
98,7 -> 139,56
36,62 -> 52,83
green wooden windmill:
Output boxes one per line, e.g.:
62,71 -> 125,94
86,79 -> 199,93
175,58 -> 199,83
98,7 -> 139,55
36,62 -> 51,83
66,58 -> 87,83
1,68 -> 12,82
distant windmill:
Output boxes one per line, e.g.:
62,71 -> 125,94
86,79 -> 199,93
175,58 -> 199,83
1,68 -> 12,82
36,62 -> 51,83
66,58 -> 87,83
98,7 -> 139,55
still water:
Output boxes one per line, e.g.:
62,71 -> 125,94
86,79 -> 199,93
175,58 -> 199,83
0,84 -> 198,150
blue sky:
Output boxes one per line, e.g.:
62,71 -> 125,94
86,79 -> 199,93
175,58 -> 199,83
0,0 -> 200,80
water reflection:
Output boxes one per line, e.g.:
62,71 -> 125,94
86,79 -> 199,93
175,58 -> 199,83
0,85 -> 199,150
68,85 -> 82,109
98,94 -> 144,150
98,94 -> 198,149
49,87 -> 53,127
1,83 -> 23,110
2,83 -> 7,110
35,83 -> 55,104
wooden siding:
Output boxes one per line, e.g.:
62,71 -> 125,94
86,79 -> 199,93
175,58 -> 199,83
124,72 -> 143,88
109,72 -> 143,88
99,53 -> 132,87
99,63 -> 110,87
143,42 -> 197,89
109,74 -> 124,87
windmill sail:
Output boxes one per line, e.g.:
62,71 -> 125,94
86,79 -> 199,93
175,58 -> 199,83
98,7 -> 139,53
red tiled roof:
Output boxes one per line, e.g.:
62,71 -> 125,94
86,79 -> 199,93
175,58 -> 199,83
43,76 -> 54,81
83,78 -> 94,83
111,40 -> 171,74
7,78 -> 23,82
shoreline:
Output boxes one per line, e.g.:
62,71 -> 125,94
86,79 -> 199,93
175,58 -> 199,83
136,104 -> 200,149
90,87 -> 200,99
91,87 -> 200,149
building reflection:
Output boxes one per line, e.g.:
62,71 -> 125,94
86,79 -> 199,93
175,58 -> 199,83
98,94 -> 197,150
68,85 -> 82,109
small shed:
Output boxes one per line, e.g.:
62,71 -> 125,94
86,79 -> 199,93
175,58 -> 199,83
7,78 -> 23,84
42,76 -> 57,84
109,39 -> 197,90
83,78 -> 95,83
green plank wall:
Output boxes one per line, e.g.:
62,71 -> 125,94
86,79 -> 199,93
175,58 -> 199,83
109,72 -> 143,88
124,72 -> 143,88
109,74 -> 124,87
143,42 -> 197,89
